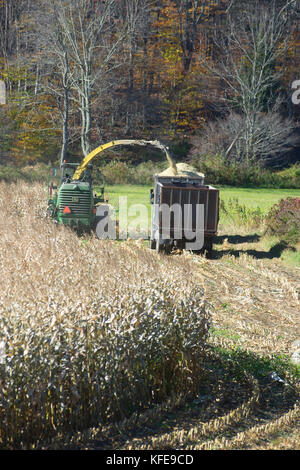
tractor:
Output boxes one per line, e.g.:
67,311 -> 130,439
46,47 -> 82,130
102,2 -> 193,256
47,161 -> 105,230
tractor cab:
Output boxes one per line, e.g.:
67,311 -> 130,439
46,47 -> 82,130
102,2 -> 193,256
61,162 -> 93,184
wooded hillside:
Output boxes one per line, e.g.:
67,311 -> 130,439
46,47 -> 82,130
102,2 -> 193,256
0,0 -> 300,168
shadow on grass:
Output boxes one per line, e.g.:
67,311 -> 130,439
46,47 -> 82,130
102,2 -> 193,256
212,241 -> 293,260
215,234 -> 261,245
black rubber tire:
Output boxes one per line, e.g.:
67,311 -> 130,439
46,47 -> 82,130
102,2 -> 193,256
164,243 -> 173,254
150,239 -> 156,250
192,238 -> 214,257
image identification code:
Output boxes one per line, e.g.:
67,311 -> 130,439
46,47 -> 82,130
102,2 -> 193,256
106,454 -> 194,466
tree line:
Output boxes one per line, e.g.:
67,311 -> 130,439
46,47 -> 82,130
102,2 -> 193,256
0,0 -> 300,168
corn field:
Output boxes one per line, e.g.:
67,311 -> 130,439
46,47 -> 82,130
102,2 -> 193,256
0,181 -> 298,450
0,182 -> 210,448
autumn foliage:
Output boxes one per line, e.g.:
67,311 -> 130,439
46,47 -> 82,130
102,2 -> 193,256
0,0 -> 300,166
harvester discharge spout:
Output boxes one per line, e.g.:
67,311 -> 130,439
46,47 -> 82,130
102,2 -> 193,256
72,139 -> 177,181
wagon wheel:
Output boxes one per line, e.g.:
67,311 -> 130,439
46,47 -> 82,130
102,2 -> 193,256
164,242 -> 173,255
149,239 -> 156,250
205,238 -> 214,258
193,238 -> 214,258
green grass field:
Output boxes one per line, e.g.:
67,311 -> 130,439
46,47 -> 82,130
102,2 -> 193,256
219,186 -> 300,212
106,184 -> 152,211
